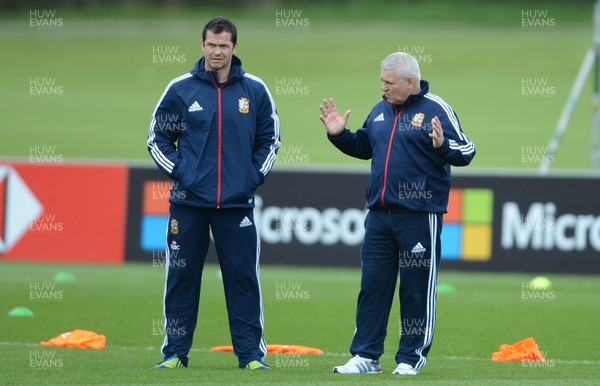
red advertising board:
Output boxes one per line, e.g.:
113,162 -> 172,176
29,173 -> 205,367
0,162 -> 128,263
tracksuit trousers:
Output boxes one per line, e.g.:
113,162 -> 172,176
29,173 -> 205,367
350,210 -> 442,371
160,203 -> 267,368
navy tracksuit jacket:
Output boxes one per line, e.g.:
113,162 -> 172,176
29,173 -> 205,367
147,55 -> 280,367
329,80 -> 475,370
329,80 -> 474,213
148,55 -> 279,209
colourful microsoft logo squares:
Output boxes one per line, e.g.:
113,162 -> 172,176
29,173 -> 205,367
140,180 -> 170,252
462,224 -> 492,260
441,188 -> 493,261
464,189 -> 493,224
141,215 -> 168,251
440,224 -> 462,260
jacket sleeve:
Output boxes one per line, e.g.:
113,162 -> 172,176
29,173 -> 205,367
253,82 -> 281,184
147,83 -> 183,178
434,109 -> 475,166
327,117 -> 372,160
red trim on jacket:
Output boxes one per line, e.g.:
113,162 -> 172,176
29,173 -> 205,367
381,100 -> 410,209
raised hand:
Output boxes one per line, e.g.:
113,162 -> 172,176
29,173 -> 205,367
429,116 -> 444,148
319,98 -> 351,136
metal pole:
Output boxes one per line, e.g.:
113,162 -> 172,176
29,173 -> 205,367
539,49 -> 595,173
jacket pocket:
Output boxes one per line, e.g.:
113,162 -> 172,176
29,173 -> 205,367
172,157 -> 188,186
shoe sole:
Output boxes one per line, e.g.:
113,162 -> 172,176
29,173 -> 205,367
333,368 -> 382,374
392,369 -> 418,375
154,364 -> 185,369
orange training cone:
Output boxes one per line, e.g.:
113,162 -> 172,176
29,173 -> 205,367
211,344 -> 323,355
40,329 -> 106,350
491,337 -> 545,362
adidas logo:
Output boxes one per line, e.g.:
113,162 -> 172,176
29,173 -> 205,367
188,101 -> 203,112
411,242 -> 426,253
374,113 -> 384,122
239,216 -> 253,228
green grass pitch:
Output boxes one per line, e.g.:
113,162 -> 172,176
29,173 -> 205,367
0,4 -> 595,170
1,3 -> 599,385
1,261 -> 599,385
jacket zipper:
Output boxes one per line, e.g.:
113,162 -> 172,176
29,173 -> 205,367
209,72 -> 233,209
217,87 -> 222,208
381,103 -> 409,209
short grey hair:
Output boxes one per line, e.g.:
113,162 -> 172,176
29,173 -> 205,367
381,52 -> 421,83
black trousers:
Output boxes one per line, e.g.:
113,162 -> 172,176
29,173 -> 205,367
160,203 -> 267,367
350,210 -> 442,371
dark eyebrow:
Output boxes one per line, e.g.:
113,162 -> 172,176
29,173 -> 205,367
206,41 -> 231,48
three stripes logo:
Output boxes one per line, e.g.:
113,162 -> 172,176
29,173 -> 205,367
187,101 -> 203,112
400,242 -> 429,269
411,242 -> 426,254
346,360 -> 380,374
239,216 -> 253,228
373,113 -> 384,122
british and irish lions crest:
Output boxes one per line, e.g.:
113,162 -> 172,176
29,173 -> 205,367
411,112 -> 425,127
170,218 -> 179,234
238,97 -> 249,114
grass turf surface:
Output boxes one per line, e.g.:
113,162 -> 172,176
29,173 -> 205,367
1,261 -> 599,384
2,3 -> 599,384
0,5 -> 595,170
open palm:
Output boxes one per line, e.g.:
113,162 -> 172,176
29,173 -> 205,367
319,98 -> 351,136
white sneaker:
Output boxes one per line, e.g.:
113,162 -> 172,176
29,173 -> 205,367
392,362 -> 419,375
333,355 -> 382,374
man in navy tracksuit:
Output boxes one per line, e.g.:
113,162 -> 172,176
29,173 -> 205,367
321,52 -> 475,375
147,17 -> 280,370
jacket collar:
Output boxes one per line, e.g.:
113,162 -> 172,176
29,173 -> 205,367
190,55 -> 245,85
